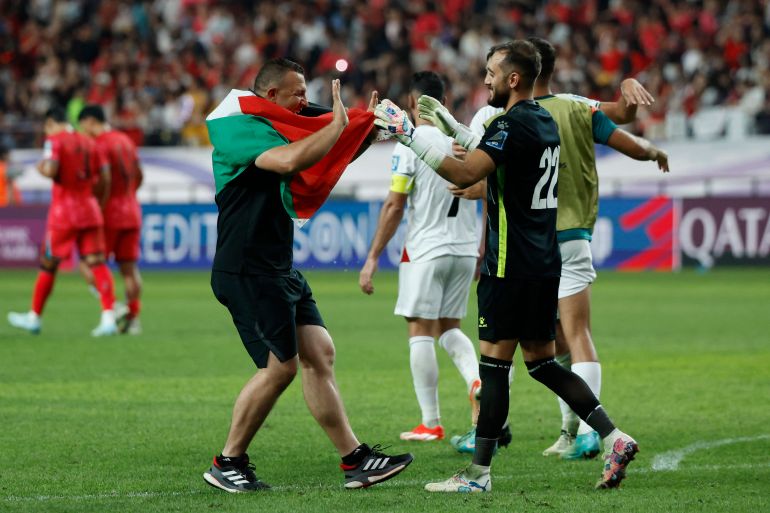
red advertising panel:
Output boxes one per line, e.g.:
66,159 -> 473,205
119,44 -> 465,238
680,198 -> 770,267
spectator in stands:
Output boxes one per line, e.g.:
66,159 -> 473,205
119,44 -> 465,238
1,1 -> 768,146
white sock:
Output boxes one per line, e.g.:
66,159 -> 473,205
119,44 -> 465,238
101,310 -> 115,324
409,336 -> 440,427
554,353 -> 578,435
572,361 -> 602,435
438,328 -> 479,392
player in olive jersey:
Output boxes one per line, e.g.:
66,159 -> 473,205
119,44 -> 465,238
376,40 -> 638,491
78,105 -> 144,335
528,37 -> 668,459
7,107 -> 117,336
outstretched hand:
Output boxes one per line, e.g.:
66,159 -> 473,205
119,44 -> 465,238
417,95 -> 459,138
620,78 -> 655,106
331,79 -> 349,128
654,149 -> 670,173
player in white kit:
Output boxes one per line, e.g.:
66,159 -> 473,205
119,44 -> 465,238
359,71 -> 483,443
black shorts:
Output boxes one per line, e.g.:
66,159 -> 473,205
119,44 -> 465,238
211,269 -> 325,368
476,274 -> 559,342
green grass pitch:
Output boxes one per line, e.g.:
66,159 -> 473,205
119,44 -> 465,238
1,268 -> 769,512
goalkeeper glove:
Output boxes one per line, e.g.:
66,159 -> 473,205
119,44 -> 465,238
417,95 -> 480,150
374,99 -> 414,144
374,99 -> 446,171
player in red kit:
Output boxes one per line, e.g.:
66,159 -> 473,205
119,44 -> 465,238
77,105 -> 144,334
7,107 -> 118,336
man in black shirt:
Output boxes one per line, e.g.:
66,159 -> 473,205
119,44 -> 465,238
204,58 -> 412,492
375,41 -> 638,491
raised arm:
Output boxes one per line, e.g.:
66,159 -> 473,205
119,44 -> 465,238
606,128 -> 669,172
359,190 -> 407,295
255,79 -> 349,175
600,78 -> 655,125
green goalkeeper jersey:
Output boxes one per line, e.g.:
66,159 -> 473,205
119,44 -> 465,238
535,94 -> 617,242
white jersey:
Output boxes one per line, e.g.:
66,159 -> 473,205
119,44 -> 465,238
391,125 -> 479,263
469,105 -> 504,138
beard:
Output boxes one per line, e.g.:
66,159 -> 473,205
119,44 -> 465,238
487,87 -> 509,108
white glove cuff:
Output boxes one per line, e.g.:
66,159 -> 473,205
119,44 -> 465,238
454,124 -> 481,151
408,130 -> 447,171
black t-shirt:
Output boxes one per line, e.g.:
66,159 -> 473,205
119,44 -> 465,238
212,165 -> 294,275
476,99 -> 562,279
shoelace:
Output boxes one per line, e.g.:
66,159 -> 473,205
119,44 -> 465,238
239,462 -> 258,481
367,444 -> 392,458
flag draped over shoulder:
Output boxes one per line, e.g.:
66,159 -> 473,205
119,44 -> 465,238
206,89 -> 374,222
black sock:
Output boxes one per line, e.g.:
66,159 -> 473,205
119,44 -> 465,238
525,357 -> 615,438
341,443 -> 370,466
473,355 -> 512,467
217,453 -> 247,467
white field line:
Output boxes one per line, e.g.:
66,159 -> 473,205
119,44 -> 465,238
650,434 -> 770,472
4,461 -> 770,503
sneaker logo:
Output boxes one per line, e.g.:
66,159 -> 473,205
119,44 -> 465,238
363,457 -> 390,471
221,470 -> 250,485
478,316 -> 488,328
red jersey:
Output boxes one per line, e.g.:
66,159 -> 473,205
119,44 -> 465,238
44,130 -> 106,230
95,130 -> 142,229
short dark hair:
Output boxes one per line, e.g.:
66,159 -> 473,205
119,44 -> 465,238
527,37 -> 556,81
486,40 -> 541,89
253,58 -> 305,94
410,71 -> 445,102
78,105 -> 106,123
45,106 -> 67,123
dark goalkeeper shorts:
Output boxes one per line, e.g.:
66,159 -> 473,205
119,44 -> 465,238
476,274 -> 559,342
211,269 -> 325,368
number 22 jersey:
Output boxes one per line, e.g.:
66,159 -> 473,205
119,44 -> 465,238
475,100 -> 561,280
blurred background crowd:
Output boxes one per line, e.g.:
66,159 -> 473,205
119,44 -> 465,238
1,0 -> 769,150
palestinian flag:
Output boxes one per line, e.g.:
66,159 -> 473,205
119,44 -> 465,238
206,89 -> 374,222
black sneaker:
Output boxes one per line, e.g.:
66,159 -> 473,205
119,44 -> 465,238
341,444 -> 413,489
203,454 -> 271,493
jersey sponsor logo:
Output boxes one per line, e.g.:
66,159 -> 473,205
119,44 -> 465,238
478,316 -> 488,328
391,155 -> 401,171
485,130 -> 508,150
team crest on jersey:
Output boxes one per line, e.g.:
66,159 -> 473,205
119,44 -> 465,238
391,155 -> 400,171
485,130 -> 508,150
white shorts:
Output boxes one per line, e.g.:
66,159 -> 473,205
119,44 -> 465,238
395,255 -> 476,319
558,239 -> 597,299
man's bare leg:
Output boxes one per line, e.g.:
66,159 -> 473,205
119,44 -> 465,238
297,324 -> 359,456
222,352 -> 298,456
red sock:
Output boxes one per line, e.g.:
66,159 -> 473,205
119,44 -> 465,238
128,299 -> 141,319
90,264 -> 115,311
31,270 -> 56,315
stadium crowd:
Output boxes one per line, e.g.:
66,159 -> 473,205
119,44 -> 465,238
1,0 -> 769,149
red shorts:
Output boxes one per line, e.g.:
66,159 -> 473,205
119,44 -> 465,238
45,226 -> 105,260
104,227 -> 141,262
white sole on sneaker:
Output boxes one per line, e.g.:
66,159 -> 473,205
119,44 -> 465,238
344,463 -> 407,489
203,472 -> 242,493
